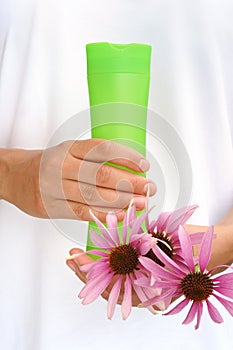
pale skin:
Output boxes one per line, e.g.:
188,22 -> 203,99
0,138 -> 154,305
66,209 -> 233,306
0,139 -> 157,221
0,138 -> 232,307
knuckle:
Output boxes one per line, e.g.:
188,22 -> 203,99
131,175 -> 143,192
50,154 -> 60,168
97,165 -> 111,185
117,175 -> 136,193
92,209 -> 107,223
97,140 -> 113,157
58,140 -> 72,149
80,184 -> 97,204
72,203 -> 86,220
116,192 -> 132,209
58,140 -> 67,148
129,176 -> 138,191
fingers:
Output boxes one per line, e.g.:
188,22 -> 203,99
68,248 -> 93,266
62,179 -> 148,210
40,139 -> 156,221
61,139 -> 157,222
63,157 -> 157,196
62,178 -> 148,221
66,248 -> 89,284
69,139 -> 150,172
56,199 -> 125,222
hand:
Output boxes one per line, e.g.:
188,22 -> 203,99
0,139 -> 156,221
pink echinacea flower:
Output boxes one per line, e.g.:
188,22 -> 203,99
138,226 -> 233,329
69,203 -> 161,320
135,202 -> 203,267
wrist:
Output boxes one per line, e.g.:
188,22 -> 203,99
0,148 -> 42,205
0,149 -> 11,200
212,224 -> 233,267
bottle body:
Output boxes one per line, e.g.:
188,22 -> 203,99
88,73 -> 150,105
86,42 -> 152,251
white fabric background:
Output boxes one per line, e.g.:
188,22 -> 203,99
0,0 -> 232,349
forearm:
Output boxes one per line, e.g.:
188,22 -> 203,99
213,207 -> 233,267
186,223 -> 233,270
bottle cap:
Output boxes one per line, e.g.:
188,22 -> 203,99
86,42 -> 152,75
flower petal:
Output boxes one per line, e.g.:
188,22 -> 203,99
129,232 -> 146,244
85,249 -> 109,257
134,275 -> 151,287
90,229 -> 112,249
68,249 -> 108,262
155,211 -> 171,233
182,301 -> 198,325
139,236 -> 153,255
195,302 -> 203,329
78,270 -> 108,298
122,201 -> 136,243
152,281 -> 180,288
127,202 -> 137,227
164,298 -> 189,316
189,232 -> 205,246
216,287 -> 233,299
106,212 -> 120,244
178,225 -> 195,272
80,258 -> 108,274
209,264 -> 233,275
79,270 -> 113,301
148,220 -> 157,232
107,276 -> 122,319
82,276 -> 113,305
213,272 -> 233,286
139,256 -> 181,280
79,262 -> 96,272
121,275 -> 132,320
135,275 -> 179,291
151,244 -> 186,276
130,206 -> 155,236
89,211 -> 115,246
131,272 -> 157,315
199,227 -> 214,272
159,296 -> 173,311
166,205 -> 198,233
213,294 -> 233,316
145,193 -> 150,231
86,260 -> 110,279
133,284 -> 158,314
142,284 -> 162,299
139,289 -> 177,308
206,299 -> 224,324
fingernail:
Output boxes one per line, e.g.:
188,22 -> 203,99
139,159 -> 150,172
143,182 -> 157,195
67,261 -> 76,272
116,209 -> 125,221
134,197 -> 146,209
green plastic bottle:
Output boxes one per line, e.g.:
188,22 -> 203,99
86,42 -> 152,251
